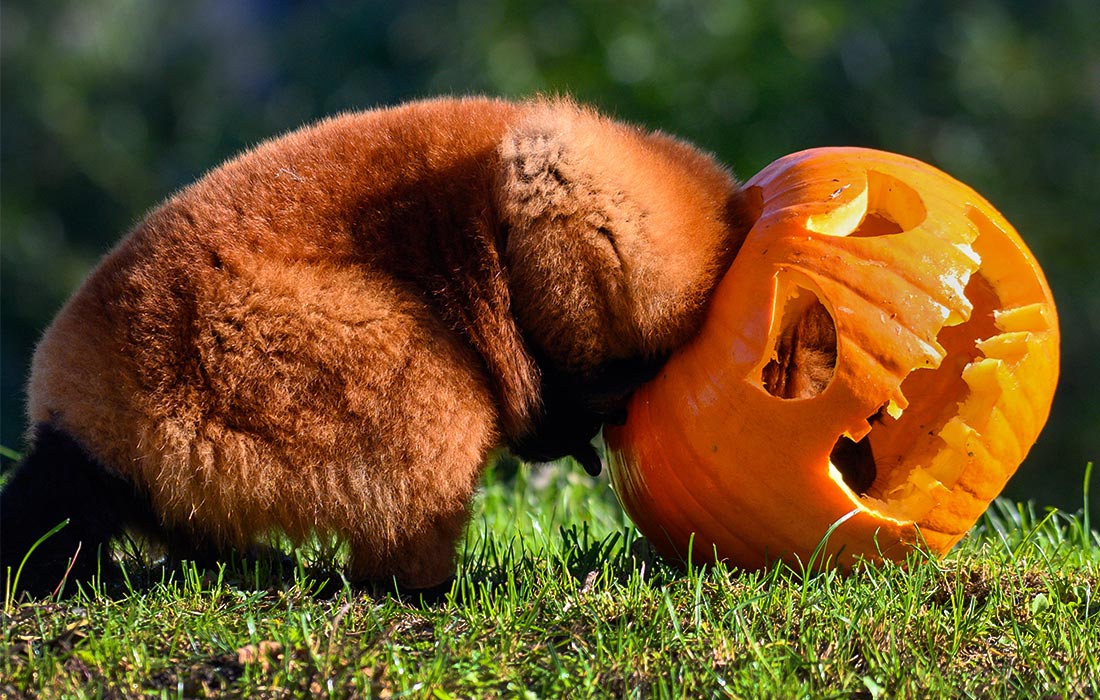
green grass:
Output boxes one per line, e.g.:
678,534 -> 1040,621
2,460 -> 1097,699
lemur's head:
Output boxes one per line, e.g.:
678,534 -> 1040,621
497,100 -> 755,384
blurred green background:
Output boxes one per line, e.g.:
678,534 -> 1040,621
2,0 -> 1097,514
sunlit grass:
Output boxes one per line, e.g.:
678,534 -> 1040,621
1,460 -> 1097,699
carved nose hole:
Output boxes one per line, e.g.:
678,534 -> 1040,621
760,285 -> 837,399
830,435 -> 878,495
829,406 -> 887,496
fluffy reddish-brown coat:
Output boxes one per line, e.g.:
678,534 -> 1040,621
11,97 -> 751,590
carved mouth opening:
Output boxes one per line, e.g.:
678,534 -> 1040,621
800,167 -> 1038,520
827,264 -> 999,518
827,205 -> 1048,522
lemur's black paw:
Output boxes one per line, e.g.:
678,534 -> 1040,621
574,443 -> 603,477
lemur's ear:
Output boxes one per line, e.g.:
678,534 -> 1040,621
497,100 -> 748,377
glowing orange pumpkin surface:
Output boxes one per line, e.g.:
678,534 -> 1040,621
606,147 -> 1059,569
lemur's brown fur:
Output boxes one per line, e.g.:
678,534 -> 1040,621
2,97 -> 753,593
760,297 -> 838,400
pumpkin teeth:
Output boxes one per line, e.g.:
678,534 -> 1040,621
957,241 -> 981,266
935,282 -> 975,328
884,398 -> 904,419
977,331 -> 1031,363
994,303 -> 1054,333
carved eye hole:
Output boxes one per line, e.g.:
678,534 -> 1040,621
808,170 -> 928,238
759,284 -> 837,400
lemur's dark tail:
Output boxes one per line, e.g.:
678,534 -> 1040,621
1,423 -> 146,598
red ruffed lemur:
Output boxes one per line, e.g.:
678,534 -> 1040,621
1,97 -> 756,595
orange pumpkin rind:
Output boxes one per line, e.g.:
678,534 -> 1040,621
605,147 -> 1059,570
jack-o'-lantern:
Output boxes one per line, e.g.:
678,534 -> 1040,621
605,147 -> 1059,570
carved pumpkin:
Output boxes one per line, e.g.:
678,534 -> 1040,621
605,147 -> 1059,569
